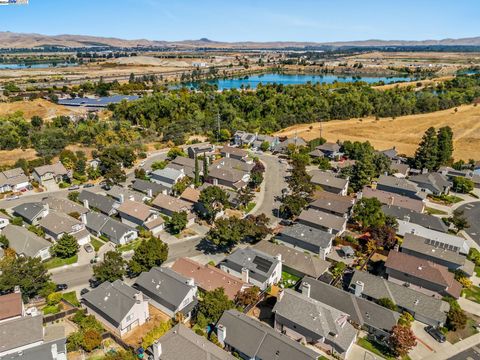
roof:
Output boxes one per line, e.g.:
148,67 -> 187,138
380,147 -> 398,159
308,149 -> 324,158
107,185 -> 148,203
0,168 -> 28,188
220,145 -> 248,158
0,338 -> 67,360
0,315 -> 44,354
58,95 -> 139,107
131,179 -> 168,196
316,142 -> 341,153
78,190 -> 117,215
180,187 -> 200,204
274,137 -> 307,152
211,158 -> 254,173
12,202 -> 45,221
152,193 -> 192,214
151,167 -> 184,182
154,323 -> 235,360
84,212 -> 137,243
134,267 -> 195,312
33,162 -> 68,177
377,175 -> 421,194
410,173 -> 451,193
42,196 -> 88,215
382,205 -> 448,233
218,310 -> 319,360
170,156 -> 196,169
310,191 -> 355,215
277,223 -> 334,250
2,224 -> 51,258
208,166 -> 248,184
385,251 -> 462,297
361,187 -> 425,212
117,200 -> 157,222
0,292 -> 22,322
349,271 -> 449,324
81,280 -> 139,327
254,241 -> 329,278
302,277 -> 399,332
38,212 -> 82,236
391,163 -> 410,175
309,170 -> 348,191
171,258 -> 247,300
273,289 -> 357,354
297,208 -> 347,232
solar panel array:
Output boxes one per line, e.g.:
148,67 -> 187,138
252,256 -> 273,273
425,238 -> 459,253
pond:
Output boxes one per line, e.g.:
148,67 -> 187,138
0,62 -> 78,70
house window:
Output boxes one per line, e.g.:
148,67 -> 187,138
126,314 -> 133,322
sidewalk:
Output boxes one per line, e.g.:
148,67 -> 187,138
422,333 -> 480,360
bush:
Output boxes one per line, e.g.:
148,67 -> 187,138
82,329 -> 103,352
47,292 -> 63,306
377,297 -> 397,311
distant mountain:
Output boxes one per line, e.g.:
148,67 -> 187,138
0,31 -> 479,49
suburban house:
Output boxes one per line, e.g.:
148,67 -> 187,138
131,179 -> 169,198
0,315 -> 67,359
187,143 -> 215,159
81,280 -> 149,338
207,160 -> 251,190
309,191 -> 355,217
219,247 -> 282,291
382,205 -> 448,233
385,250 -> 462,299
171,257 -> 251,301
150,168 -> 185,189
273,137 -> 308,153
273,289 -> 357,359
360,186 -> 425,213
254,134 -> 280,150
0,168 -> 30,193
297,208 -> 347,235
0,213 -> 10,230
12,202 -> 49,225
42,196 -> 89,216
133,267 -> 197,320
167,156 -> 199,178
315,142 -> 342,159
409,173 -> 451,196
82,212 -> 138,245
151,193 -> 195,226
0,290 -> 24,324
233,131 -> 280,150
300,278 -> 399,339
348,271 -> 449,327
106,185 -> 151,203
310,171 -> 349,196
150,323 -> 235,360
117,200 -> 165,235
401,233 -> 474,276
308,148 -> 325,159
217,309 -> 319,360
211,157 -> 255,174
254,241 -> 330,279
78,190 -> 118,216
275,223 -> 334,258
380,147 -> 399,161
179,187 -> 201,205
39,212 -> 91,245
391,163 -> 410,178
32,162 -> 70,186
220,145 -> 250,162
2,224 -> 52,260
375,175 -> 425,201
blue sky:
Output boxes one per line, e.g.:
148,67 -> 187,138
0,0 -> 478,42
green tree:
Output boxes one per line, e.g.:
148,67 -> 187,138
452,176 -> 474,193
260,141 -> 270,152
198,186 -> 229,222
414,127 -> 439,171
196,288 -> 235,327
280,194 -> 308,219
203,156 -> 209,179
206,217 -> 246,250
194,156 -> 200,185
437,126 -> 454,167
330,261 -> 347,278
377,297 -> 397,311
353,198 -> 386,229
51,234 -> 79,259
82,329 -> 103,352
11,217 -> 23,226
128,237 -> 168,276
68,191 -> 80,202
235,286 -> 260,307
450,209 -> 470,233
0,234 -> 9,249
167,147 -> 186,160
93,251 -> 126,283
104,165 -> 126,186
167,211 -> 188,234
151,161 -> 167,171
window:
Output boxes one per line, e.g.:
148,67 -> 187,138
126,314 -> 133,322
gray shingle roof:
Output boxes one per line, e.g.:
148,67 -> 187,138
43,196 -> 89,215
84,212 -> 136,243
218,310 -> 319,360
0,339 -> 67,360
106,185 -> 149,203
33,162 -> 68,177
297,209 -> 346,232
377,175 -> 423,196
382,205 -> 448,233
131,179 -> 168,197
38,212 -> 82,236
0,168 -> 28,188
310,192 -> 354,215
12,202 -> 45,222
317,142 -> 341,153
0,315 -> 44,354
2,224 -> 51,258
78,190 -> 117,215
277,223 -> 334,250
410,173 -> 451,193
310,170 -> 348,191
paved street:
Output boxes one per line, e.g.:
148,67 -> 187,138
457,201 -> 480,245
447,345 -> 480,360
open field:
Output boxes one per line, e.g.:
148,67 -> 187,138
275,104 -> 480,160
0,99 -> 85,119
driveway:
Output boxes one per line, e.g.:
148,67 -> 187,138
457,201 -> 480,245
409,320 -> 451,360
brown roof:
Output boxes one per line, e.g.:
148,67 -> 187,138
171,258 -> 248,300
0,292 -> 23,321
361,186 -> 425,213
144,216 -> 165,230
152,193 -> 193,213
180,187 -> 201,204
297,208 -> 346,232
117,200 -> 157,222
385,251 -> 462,298
220,145 -> 248,158
310,191 -> 355,215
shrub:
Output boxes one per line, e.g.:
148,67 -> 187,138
82,329 -> 103,352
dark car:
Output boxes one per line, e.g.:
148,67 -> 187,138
56,284 -> 68,291
89,277 -> 102,288
83,183 -> 94,188
80,288 -> 90,296
68,185 -> 80,191
425,326 -> 446,343
280,219 -> 293,226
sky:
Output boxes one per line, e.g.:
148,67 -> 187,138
0,0 -> 478,42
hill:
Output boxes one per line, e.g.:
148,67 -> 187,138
0,99 -> 85,119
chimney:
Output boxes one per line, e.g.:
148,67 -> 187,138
357,191 -> 363,200
274,253 -> 282,263
354,281 -> 364,297
81,213 -> 87,225
147,189 -> 153,198
241,268 -> 249,283
153,341 -> 162,359
217,324 -> 227,346
277,289 -> 284,302
187,277 -> 195,286
404,215 -> 410,223
51,343 -> 58,360
14,285 -> 20,293
134,292 -> 143,304
129,194 -> 135,201
301,282 -> 311,298
44,203 -> 50,215
119,194 -> 125,203
83,199 -> 89,209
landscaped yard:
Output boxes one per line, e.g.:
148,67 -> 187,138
428,194 -> 463,205
280,271 -> 301,288
117,238 -> 143,253
425,207 -> 448,215
475,266 -> 480,278
463,286 -> 480,303
446,313 -> 479,344
245,202 -> 256,213
62,291 -> 80,307
358,337 -> 411,360
44,255 -> 78,269
90,237 -> 105,252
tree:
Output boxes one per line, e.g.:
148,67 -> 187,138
235,286 -> 260,307
31,115 -> 43,129
134,168 -> 148,180
194,156 -> 200,185
203,156 -> 209,179
280,194 -> 308,219
316,157 -> 332,171
167,211 -> 188,234
206,217 -> 246,250
437,126 -> 454,166
151,161 -> 167,171
82,329 -> 103,352
377,297 -> 397,311
172,177 -> 192,196
260,141 -> 270,152
450,209 -> 470,233
93,251 -> 126,283
453,176 -> 474,193
0,234 -> 9,249
353,198 -> 386,229
68,191 -> 80,202
51,234 -> 79,259
330,261 -> 346,278
237,187 -> 254,208
414,127 -> 438,171
11,216 -> 23,226
104,165 -> 126,186
196,288 -> 235,327
388,325 -> 417,357
369,225 -> 397,250
167,147 -> 186,160
198,186 -> 229,222
128,237 -> 168,276
398,312 -> 414,327
249,170 -> 264,189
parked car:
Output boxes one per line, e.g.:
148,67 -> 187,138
80,288 -> 90,296
425,326 -> 446,343
139,161 -> 146,167
68,185 -> 80,191
83,183 -> 94,188
56,284 -> 68,291
89,277 -> 102,288
84,244 -> 94,253
280,219 -> 294,226
6,195 -> 19,201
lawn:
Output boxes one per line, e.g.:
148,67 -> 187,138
462,286 -> 480,303
429,194 -> 463,205
280,271 -> 301,288
117,238 -> 143,253
446,315 -> 479,344
90,237 -> 105,252
62,291 -> 80,307
44,255 -> 78,269
43,304 -> 62,315
245,202 -> 256,213
475,266 -> 480,278
357,337 -> 411,360
425,207 -> 448,216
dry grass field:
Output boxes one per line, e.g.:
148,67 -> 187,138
275,104 -> 480,161
0,99 -> 85,120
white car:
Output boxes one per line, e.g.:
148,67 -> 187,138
139,161 -> 146,167
6,195 -> 19,201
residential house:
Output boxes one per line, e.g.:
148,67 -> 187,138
117,200 -> 164,235
409,173 -> 451,196
81,280 -> 149,338
32,162 -> 69,186
171,258 -> 251,301
273,289 -> 357,359
220,247 -> 282,291
78,190 -> 118,216
310,171 -> 349,196
438,166 -> 472,180
179,187 -> 200,205
309,191 -> 355,217
131,179 -> 169,198
106,185 -> 151,203
88,158 -> 100,170
382,205 -> 448,233
220,146 -> 250,162
385,250 -> 462,299
348,270 -> 449,327
0,213 -> 10,230
308,148 -> 325,159
207,159 -> 251,190
360,186 -> 425,213
380,147 -> 398,160
300,278 -> 399,339
1,224 -> 51,260
376,175 -> 425,201
297,209 -> 347,235
254,134 -> 280,151
150,168 -> 185,189
150,323 -> 235,360
391,163 -> 410,178
234,130 -> 257,147
12,202 -> 49,225
401,233 -> 474,276
133,267 -> 197,320
167,156 -> 199,178
0,168 -> 30,193
211,157 -> 255,174
151,193 -> 195,226
316,142 -> 342,159
275,223 -> 334,258
82,212 -> 138,245
42,197 -> 88,216
217,309 -> 319,360
273,137 -> 308,153
0,290 -> 24,324
39,212 -> 90,245
187,143 -> 215,159
254,241 -> 330,279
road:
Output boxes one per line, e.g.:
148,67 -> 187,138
457,201 -> 480,245
447,345 -> 480,360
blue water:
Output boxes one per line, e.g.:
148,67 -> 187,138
0,62 -> 78,70
180,73 -> 414,90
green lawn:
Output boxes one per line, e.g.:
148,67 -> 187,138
429,194 -> 463,205
62,291 -> 80,307
117,238 -> 143,253
280,271 -> 301,288
90,237 -> 105,252
463,286 -> 480,303
475,266 -> 480,278
43,304 -> 61,315
425,207 -> 448,215
245,202 -> 256,213
357,337 -> 411,360
44,255 -> 78,269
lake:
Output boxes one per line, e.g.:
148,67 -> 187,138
180,73 -> 414,90
0,62 -> 78,70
